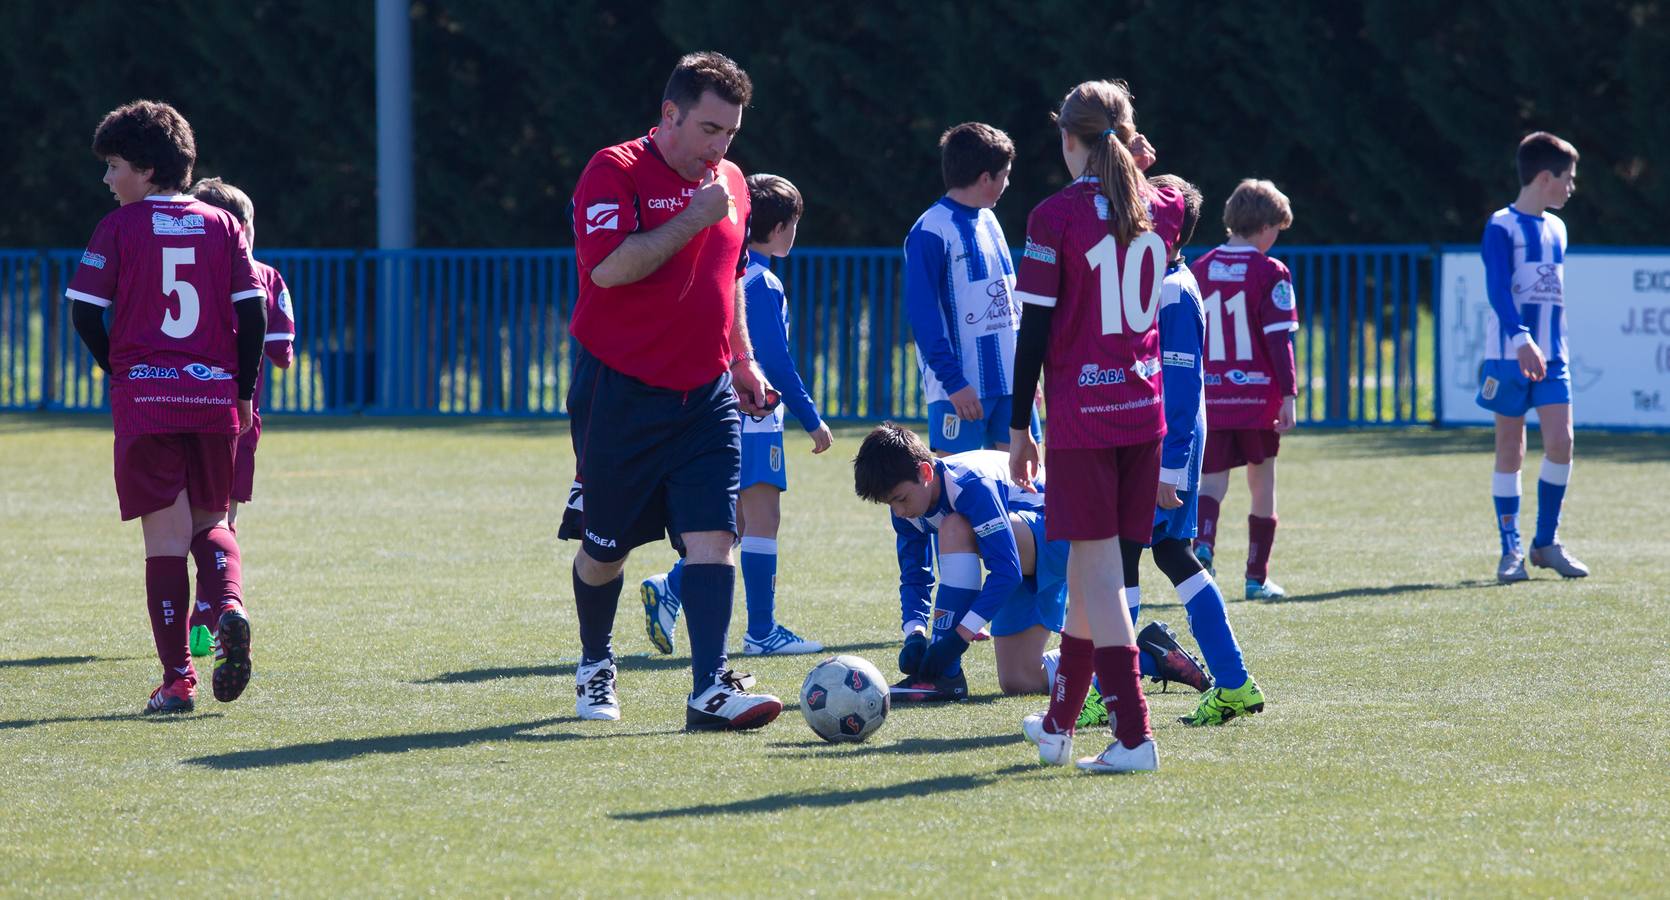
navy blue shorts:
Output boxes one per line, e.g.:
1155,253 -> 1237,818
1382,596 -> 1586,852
558,346 -> 741,563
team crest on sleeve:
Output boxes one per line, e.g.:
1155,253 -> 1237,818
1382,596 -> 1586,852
80,251 -> 106,269
585,202 -> 621,234
1023,239 -> 1056,265
973,517 -> 1007,538
1272,280 -> 1296,311
277,288 -> 294,318
941,414 -> 961,441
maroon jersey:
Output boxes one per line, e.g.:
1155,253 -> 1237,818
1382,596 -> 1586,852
253,260 -> 296,410
66,195 -> 264,436
569,131 -> 751,391
1013,178 -> 1185,449
1189,245 -> 1298,430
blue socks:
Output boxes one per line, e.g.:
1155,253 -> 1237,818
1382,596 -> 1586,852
739,536 -> 778,641
572,567 -> 623,665
1533,459 -> 1570,549
1177,569 -> 1249,691
931,553 -> 982,678
679,563 -> 735,695
1492,470 -> 1521,555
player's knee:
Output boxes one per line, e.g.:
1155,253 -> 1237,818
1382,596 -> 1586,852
937,513 -> 977,552
1151,538 -> 1203,584
574,550 -> 626,586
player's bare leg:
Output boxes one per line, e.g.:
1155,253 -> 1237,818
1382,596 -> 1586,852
1526,403 -> 1587,576
996,514 -> 1049,695
1492,414 -> 1531,582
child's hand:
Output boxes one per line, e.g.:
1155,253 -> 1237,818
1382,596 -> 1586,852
1157,482 -> 1183,509
1009,428 -> 1041,491
1275,396 -> 1297,432
1129,132 -> 1157,171
808,421 -> 834,454
1517,341 -> 1547,381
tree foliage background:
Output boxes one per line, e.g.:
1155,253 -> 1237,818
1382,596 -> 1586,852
2,0 -> 1665,249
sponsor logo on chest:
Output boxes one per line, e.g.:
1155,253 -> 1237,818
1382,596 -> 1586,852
152,212 -> 206,236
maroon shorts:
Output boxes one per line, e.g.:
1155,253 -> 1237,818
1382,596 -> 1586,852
231,414 -> 262,503
1203,428 -> 1281,472
1043,440 -> 1162,542
113,433 -> 236,521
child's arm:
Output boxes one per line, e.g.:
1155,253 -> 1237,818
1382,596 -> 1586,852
1481,220 -> 1545,379
903,228 -> 973,407
918,481 -> 1022,678
1260,264 -> 1300,431
745,271 -> 822,433
1158,280 -> 1204,493
894,516 -> 935,674
65,219 -> 120,373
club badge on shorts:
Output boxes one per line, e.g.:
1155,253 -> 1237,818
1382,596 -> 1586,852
1481,376 -> 1499,401
941,414 -> 961,441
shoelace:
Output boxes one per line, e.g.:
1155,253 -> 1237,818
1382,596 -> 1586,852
717,669 -> 756,692
583,668 -> 615,705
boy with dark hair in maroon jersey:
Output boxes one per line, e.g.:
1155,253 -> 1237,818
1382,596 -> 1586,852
67,100 -> 267,714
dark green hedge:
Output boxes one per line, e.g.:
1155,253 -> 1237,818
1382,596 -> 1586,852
2,1 -> 1663,248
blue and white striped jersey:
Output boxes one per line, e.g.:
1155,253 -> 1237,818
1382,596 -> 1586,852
743,250 -> 822,433
1481,206 -> 1569,365
892,450 -> 1044,634
902,197 -> 1018,404
1158,262 -> 1206,490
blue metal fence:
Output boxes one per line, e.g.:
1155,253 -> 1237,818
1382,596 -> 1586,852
0,245 -> 1439,425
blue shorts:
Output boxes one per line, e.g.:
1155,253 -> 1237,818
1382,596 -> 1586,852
1151,487 -> 1200,544
558,346 -> 740,563
1476,359 -> 1572,417
740,406 -> 788,491
927,396 -> 1042,453
990,509 -> 1069,637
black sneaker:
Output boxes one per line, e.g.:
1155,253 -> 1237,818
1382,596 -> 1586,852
212,606 -> 252,703
887,669 -> 969,702
1137,621 -> 1212,693
685,669 -> 782,731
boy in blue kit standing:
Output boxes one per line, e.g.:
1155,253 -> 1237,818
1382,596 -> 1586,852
1115,174 -> 1263,726
903,123 -> 1041,454
1478,132 -> 1589,583
853,424 -> 1068,701
642,174 -> 835,656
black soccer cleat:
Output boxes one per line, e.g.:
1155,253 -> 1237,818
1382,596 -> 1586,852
212,607 -> 253,703
1137,621 -> 1212,693
887,669 -> 969,703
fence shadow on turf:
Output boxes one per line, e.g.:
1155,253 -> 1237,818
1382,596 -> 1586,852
609,763 -> 1041,821
183,717 -> 664,770
765,733 -> 1020,760
412,640 -> 898,685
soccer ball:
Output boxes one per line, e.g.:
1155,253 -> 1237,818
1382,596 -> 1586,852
799,655 -> 890,743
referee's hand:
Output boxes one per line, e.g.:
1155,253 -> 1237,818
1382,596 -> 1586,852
732,359 -> 776,417
687,167 -> 731,229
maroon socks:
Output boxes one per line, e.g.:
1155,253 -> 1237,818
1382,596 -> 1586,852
1043,634 -> 1095,734
1093,644 -> 1153,749
1247,514 -> 1278,582
1196,495 -> 1221,552
145,556 -> 194,687
190,525 -> 244,624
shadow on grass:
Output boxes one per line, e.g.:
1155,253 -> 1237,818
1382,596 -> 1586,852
1137,578 -> 1497,611
184,716 -> 674,769
610,763 -> 1041,820
1,711 -> 223,730
1304,426 -> 1666,463
0,655 -> 138,669
413,640 -> 897,685
766,733 -> 1020,759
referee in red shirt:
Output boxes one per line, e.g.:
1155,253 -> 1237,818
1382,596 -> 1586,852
561,52 -> 784,730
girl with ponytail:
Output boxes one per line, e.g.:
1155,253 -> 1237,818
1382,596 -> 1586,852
1008,79 -> 1187,773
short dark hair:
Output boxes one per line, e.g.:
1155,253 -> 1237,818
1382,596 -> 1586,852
1148,174 -> 1203,248
1517,131 -> 1579,186
91,100 -> 196,192
663,51 -> 753,114
191,177 -> 254,227
746,174 -> 803,243
939,122 -> 1015,191
853,422 -> 933,503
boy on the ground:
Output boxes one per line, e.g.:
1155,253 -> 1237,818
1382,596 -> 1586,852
66,100 -> 265,713
185,177 -> 296,657
641,173 -> 833,656
1477,132 -> 1588,582
1189,179 -> 1299,600
902,123 -> 1039,455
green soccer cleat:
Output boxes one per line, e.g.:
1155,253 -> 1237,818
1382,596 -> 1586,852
188,624 -> 216,658
1076,690 -> 1109,729
1245,578 -> 1287,601
1180,679 -> 1266,726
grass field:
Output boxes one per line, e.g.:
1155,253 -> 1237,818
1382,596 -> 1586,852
2,414 -> 1667,896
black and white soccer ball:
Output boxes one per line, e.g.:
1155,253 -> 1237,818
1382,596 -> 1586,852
799,655 -> 890,743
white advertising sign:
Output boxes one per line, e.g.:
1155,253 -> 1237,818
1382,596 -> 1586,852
1439,250 -> 1670,429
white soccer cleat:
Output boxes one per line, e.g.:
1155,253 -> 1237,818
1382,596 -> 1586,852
743,624 -> 824,656
575,657 -> 621,721
1022,713 -> 1073,766
1528,542 -> 1590,578
686,670 -> 782,731
1497,552 -> 1530,583
1076,738 -> 1159,773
